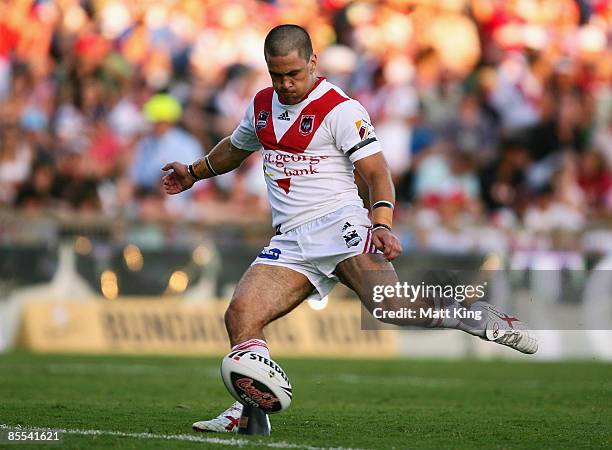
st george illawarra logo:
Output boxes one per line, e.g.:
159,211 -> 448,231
299,115 -> 315,135
257,111 -> 270,130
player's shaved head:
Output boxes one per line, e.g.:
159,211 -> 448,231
264,25 -> 313,62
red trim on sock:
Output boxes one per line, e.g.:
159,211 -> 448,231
233,342 -> 267,352
232,339 -> 269,351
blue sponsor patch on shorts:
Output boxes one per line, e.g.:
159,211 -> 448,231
258,248 -> 282,260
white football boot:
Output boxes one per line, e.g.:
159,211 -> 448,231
192,402 -> 272,433
192,402 -> 242,433
477,302 -> 538,354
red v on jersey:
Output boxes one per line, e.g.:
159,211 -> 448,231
253,86 -> 349,154
275,177 -> 291,194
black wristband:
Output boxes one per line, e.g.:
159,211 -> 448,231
372,223 -> 391,232
187,164 -> 199,181
372,200 -> 394,210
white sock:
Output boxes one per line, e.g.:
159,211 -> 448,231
231,338 -> 270,358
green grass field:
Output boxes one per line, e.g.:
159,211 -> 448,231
0,352 -> 610,449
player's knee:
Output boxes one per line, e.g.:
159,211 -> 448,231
224,302 -> 242,336
224,298 -> 264,338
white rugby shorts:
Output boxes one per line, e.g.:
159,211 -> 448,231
251,205 -> 379,300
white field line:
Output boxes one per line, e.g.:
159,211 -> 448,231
0,424 -> 365,450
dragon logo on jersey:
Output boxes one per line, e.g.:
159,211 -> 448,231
257,111 -> 270,130
299,115 -> 315,135
341,222 -> 362,247
355,119 -> 373,140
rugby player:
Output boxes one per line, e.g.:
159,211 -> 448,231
161,24 -> 538,434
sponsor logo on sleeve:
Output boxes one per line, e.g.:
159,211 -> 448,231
355,119 -> 373,140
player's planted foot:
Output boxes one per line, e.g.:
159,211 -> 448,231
192,401 -> 243,433
476,302 -> 538,354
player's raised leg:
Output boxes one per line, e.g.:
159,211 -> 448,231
335,253 -> 537,354
193,264 -> 315,433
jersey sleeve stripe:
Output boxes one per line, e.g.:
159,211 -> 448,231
346,137 -> 377,157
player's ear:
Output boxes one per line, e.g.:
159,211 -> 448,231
309,54 -> 317,74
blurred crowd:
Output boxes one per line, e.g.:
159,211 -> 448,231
1,0 -> 611,253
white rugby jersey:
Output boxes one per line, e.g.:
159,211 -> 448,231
230,78 -> 382,232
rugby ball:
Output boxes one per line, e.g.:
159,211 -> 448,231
221,350 -> 292,414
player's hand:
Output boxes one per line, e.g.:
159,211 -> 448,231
162,161 -> 196,194
371,228 -> 402,261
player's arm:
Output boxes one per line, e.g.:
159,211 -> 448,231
353,153 -> 402,261
162,136 -> 253,194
